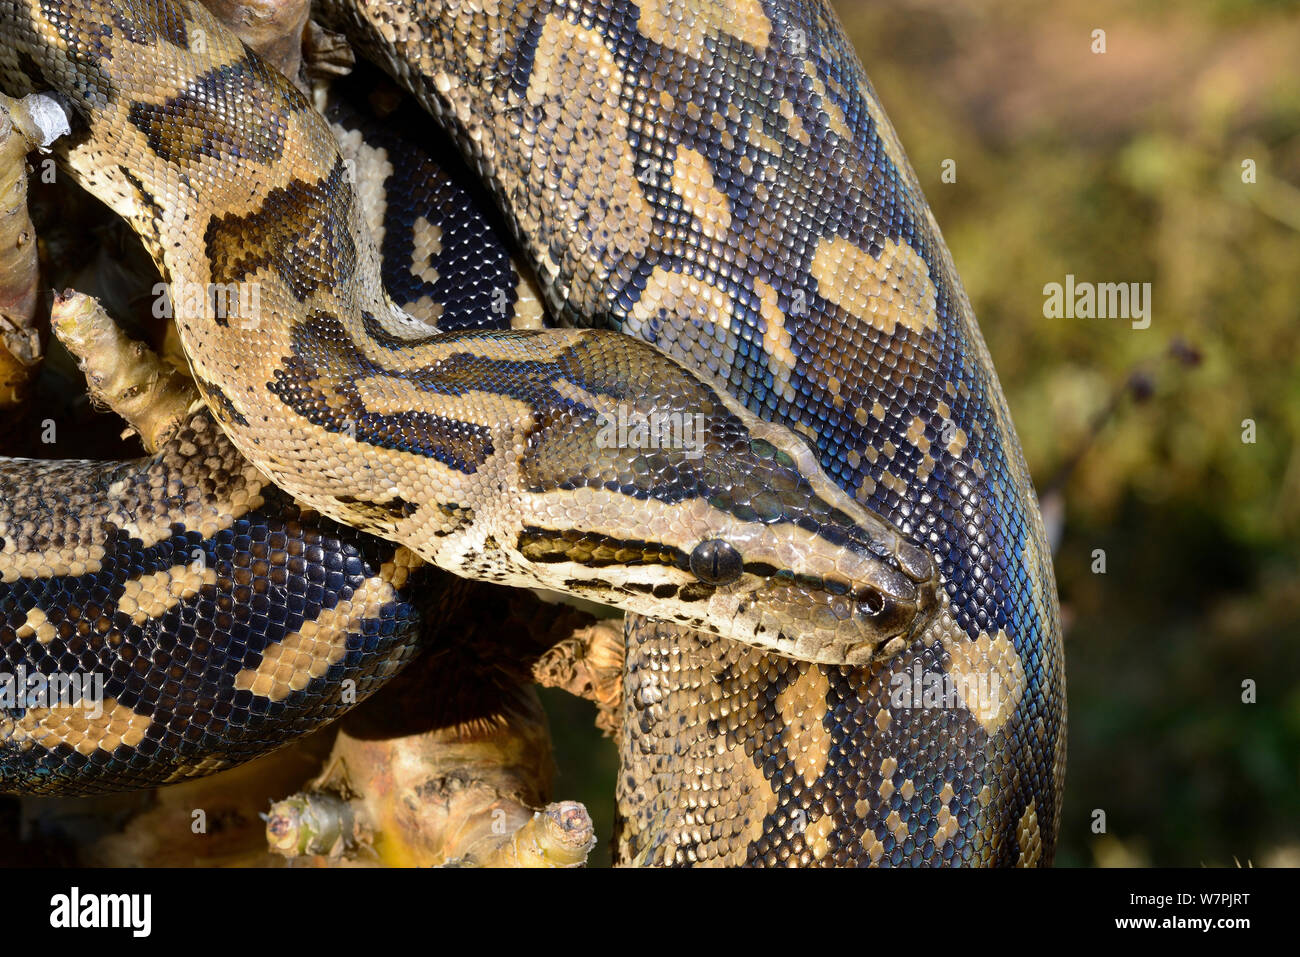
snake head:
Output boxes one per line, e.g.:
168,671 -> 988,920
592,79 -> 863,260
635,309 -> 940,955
510,332 -> 941,666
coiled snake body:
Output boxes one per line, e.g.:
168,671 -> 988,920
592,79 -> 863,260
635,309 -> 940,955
0,0 -> 1065,865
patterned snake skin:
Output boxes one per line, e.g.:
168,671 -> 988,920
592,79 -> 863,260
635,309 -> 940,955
0,0 -> 1065,865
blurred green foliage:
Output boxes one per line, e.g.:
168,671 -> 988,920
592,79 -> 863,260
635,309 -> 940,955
837,0 -> 1300,865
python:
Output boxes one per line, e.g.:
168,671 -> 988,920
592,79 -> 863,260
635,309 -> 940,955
0,0 -> 1063,865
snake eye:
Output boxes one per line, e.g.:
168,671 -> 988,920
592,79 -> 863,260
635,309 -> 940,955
689,539 -> 743,585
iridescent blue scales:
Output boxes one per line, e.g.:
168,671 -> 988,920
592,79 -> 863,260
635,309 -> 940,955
0,0 -> 1064,865
0,414 -> 432,793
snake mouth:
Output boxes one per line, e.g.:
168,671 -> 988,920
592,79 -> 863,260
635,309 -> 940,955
841,525 -> 943,646
740,549 -> 940,666
870,544 -> 942,645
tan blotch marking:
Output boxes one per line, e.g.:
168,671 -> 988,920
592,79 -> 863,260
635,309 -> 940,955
381,548 -> 422,592
947,426 -> 968,457
862,832 -> 886,862
16,606 -> 57,644
786,111 -> 810,147
756,278 -> 796,403
233,564 -> 405,702
357,326 -> 582,373
934,780 -> 961,848
524,17 -> 654,314
549,377 -> 623,420
352,375 -> 535,430
877,755 -> 897,801
801,61 -> 853,142
934,804 -> 961,849
117,564 -> 218,626
804,812 -> 836,862
0,543 -> 107,583
776,667 -> 832,786
671,146 -> 731,240
410,216 -> 442,286
627,267 -> 736,349
3,699 -> 151,756
636,0 -> 772,59
905,416 -> 930,452
511,269 -> 547,330
810,235 -> 939,337
395,215 -> 447,325
826,377 -> 844,409
886,809 -> 909,843
1016,799 -> 1042,867
942,629 -> 1027,735
916,452 -> 936,485
332,124 -> 392,248
402,295 -> 445,326
880,471 -> 908,496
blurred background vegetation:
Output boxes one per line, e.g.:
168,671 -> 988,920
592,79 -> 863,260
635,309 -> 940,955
548,0 -> 1300,867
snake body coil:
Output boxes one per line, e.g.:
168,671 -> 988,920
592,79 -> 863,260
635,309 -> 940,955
0,0 -> 1065,866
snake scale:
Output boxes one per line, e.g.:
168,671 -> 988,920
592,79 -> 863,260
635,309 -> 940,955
0,0 -> 1065,865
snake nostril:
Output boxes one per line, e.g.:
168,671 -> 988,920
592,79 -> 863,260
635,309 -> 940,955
857,589 -> 884,617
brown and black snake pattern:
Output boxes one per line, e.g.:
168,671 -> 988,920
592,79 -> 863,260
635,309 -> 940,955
0,0 -> 1064,865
